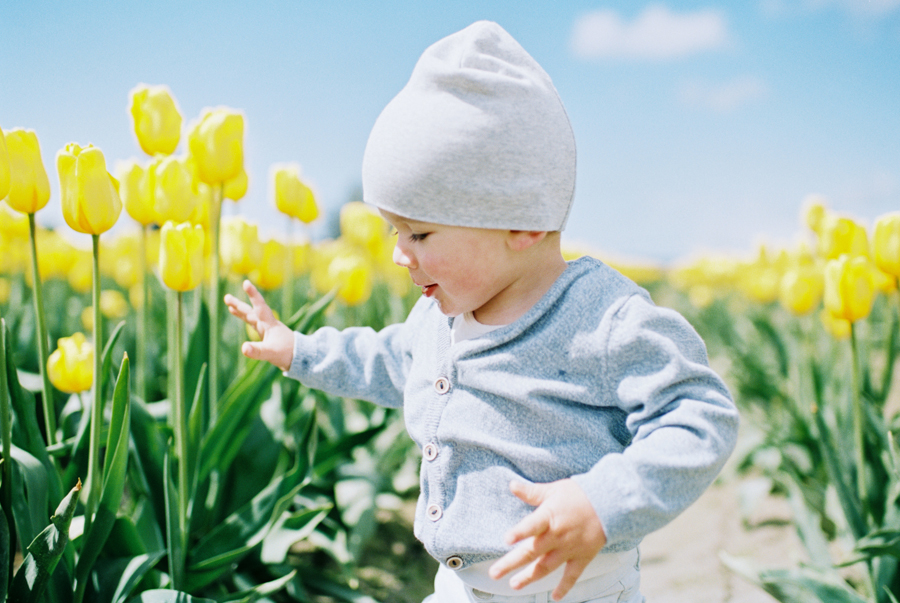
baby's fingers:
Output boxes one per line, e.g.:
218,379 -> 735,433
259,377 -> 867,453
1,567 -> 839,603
224,293 -> 253,321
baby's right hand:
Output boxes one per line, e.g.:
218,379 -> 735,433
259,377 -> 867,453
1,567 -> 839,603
224,280 -> 295,371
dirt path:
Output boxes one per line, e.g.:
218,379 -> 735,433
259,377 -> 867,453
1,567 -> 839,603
639,427 -> 802,603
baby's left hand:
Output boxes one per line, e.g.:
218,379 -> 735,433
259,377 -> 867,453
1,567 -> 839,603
489,478 -> 606,602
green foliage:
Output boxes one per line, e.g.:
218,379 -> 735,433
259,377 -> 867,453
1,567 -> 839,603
1,273 -> 420,602
681,287 -> 900,602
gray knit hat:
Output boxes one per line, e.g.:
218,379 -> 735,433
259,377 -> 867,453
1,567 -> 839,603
361,21 -> 576,231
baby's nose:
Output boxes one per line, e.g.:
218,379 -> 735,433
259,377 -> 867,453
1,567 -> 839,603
393,244 -> 415,269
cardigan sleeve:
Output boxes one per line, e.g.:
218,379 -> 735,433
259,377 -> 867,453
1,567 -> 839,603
282,305 -> 421,409
570,293 -> 739,549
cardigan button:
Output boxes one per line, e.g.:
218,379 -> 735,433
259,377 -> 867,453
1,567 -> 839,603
423,443 -> 439,461
434,377 -> 451,394
427,504 -> 443,521
446,556 -> 463,569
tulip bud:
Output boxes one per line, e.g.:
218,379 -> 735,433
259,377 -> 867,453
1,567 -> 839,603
251,238 -> 287,291
340,201 -> 387,255
779,264 -> 824,316
328,254 -> 373,306
820,308 -> 851,340
802,194 -> 828,235
129,84 -> 183,156
187,108 -> 244,185
5,128 -> 51,215
872,212 -> 900,279
159,221 -> 205,291
57,143 -> 122,235
824,254 -> 876,323
818,214 -> 869,260
115,160 -> 155,226
220,216 -> 263,276
47,332 -> 93,394
0,127 -> 10,201
224,166 -> 249,201
272,163 -> 318,223
155,156 -> 200,223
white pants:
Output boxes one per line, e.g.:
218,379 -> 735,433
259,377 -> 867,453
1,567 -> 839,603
422,549 -> 643,603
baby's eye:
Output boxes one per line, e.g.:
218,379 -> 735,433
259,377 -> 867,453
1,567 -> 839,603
409,232 -> 429,242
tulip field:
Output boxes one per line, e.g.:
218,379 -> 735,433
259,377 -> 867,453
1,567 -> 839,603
1,84 -> 899,603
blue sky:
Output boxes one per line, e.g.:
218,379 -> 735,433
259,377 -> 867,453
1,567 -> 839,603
2,0 -> 898,263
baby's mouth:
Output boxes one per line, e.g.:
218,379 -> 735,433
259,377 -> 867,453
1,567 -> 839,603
421,283 -> 437,297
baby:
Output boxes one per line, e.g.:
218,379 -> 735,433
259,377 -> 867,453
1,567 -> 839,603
226,21 -> 738,603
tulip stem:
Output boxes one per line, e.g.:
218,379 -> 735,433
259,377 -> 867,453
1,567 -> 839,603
28,214 -> 56,447
174,291 -> 189,573
85,234 -> 103,532
208,184 -> 223,423
137,224 -> 150,402
850,323 -> 867,513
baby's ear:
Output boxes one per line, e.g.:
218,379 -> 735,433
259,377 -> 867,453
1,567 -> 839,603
507,230 -> 548,252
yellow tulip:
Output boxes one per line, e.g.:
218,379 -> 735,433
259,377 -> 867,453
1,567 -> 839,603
100,289 -> 129,319
824,254 -> 876,323
47,332 -> 93,394
0,278 -> 9,304
129,84 -> 182,156
273,163 -> 318,223
67,251 -> 93,294
35,229 -> 78,282
0,200 -> 29,240
872,212 -> 900,278
116,159 -> 155,226
252,239 -> 287,291
0,127 -> 10,201
328,254 -> 372,306
224,166 -> 249,201
818,214 -> 868,260
159,221 -> 205,291
820,309 -> 851,340
4,128 -> 51,215
187,108 -> 244,185
57,143 -> 122,235
220,216 -> 262,276
802,194 -> 827,235
779,265 -> 823,316
155,156 -> 201,223
340,201 -> 387,255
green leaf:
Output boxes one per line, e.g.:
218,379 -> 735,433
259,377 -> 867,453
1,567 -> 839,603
721,551 -> 868,603
811,406 -> 868,540
163,449 -> 185,592
75,355 -> 132,599
101,321 -> 127,399
10,445 -> 49,547
9,479 -> 82,602
4,322 -> 62,505
221,568 -> 297,603
186,363 -> 207,497
126,589 -> 216,603
185,445 -> 313,591
0,500 -> 9,601
108,550 -> 166,603
260,506 -> 331,564
184,302 -> 209,428
130,395 -> 168,534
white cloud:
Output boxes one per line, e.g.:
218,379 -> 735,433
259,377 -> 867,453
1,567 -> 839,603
571,5 -> 730,60
679,76 -> 769,112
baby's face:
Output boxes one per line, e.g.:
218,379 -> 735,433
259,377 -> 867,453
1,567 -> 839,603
379,209 -> 521,323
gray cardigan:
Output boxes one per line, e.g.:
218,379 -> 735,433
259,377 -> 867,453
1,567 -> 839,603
286,257 -> 738,569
